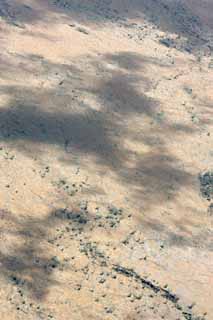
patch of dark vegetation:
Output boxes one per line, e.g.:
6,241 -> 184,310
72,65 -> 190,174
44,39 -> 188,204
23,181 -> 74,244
52,179 -> 79,197
0,206 -> 208,319
113,265 -> 178,302
76,26 -> 89,35
160,37 -> 175,48
80,242 -> 108,266
46,256 -> 60,270
199,171 -> 213,201
207,203 -> 213,215
113,265 -> 206,320
55,208 -> 88,225
10,275 -> 23,286
99,206 -> 123,229
0,146 -> 15,160
182,311 -> 206,320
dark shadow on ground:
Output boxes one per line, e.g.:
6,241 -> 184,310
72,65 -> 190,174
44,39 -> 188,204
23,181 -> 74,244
0,1 -> 212,55
0,51 -> 210,301
142,216 -> 213,252
0,206 -> 92,300
0,51 -> 197,208
0,204 -> 211,305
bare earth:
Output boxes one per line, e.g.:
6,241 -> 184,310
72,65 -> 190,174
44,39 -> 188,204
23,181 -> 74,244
0,1 -> 212,319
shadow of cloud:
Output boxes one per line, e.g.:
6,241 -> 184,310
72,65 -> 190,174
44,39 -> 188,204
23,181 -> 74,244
142,216 -> 213,251
1,1 -> 212,55
0,206 -> 93,301
0,0 -> 41,26
0,209 -> 60,301
0,51 -> 197,208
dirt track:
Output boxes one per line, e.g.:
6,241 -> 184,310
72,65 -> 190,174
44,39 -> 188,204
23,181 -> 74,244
0,1 -> 212,319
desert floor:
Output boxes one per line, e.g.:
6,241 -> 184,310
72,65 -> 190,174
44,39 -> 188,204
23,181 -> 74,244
0,1 -> 212,319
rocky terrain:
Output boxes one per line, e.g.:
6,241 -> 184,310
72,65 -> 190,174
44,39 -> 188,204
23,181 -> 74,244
0,1 -> 212,319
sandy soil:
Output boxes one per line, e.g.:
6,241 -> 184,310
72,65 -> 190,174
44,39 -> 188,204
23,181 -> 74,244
0,1 -> 212,319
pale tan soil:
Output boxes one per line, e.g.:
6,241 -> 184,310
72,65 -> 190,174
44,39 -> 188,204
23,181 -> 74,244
0,1 -> 212,320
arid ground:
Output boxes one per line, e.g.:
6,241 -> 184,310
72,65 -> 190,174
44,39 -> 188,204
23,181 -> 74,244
0,1 -> 212,319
